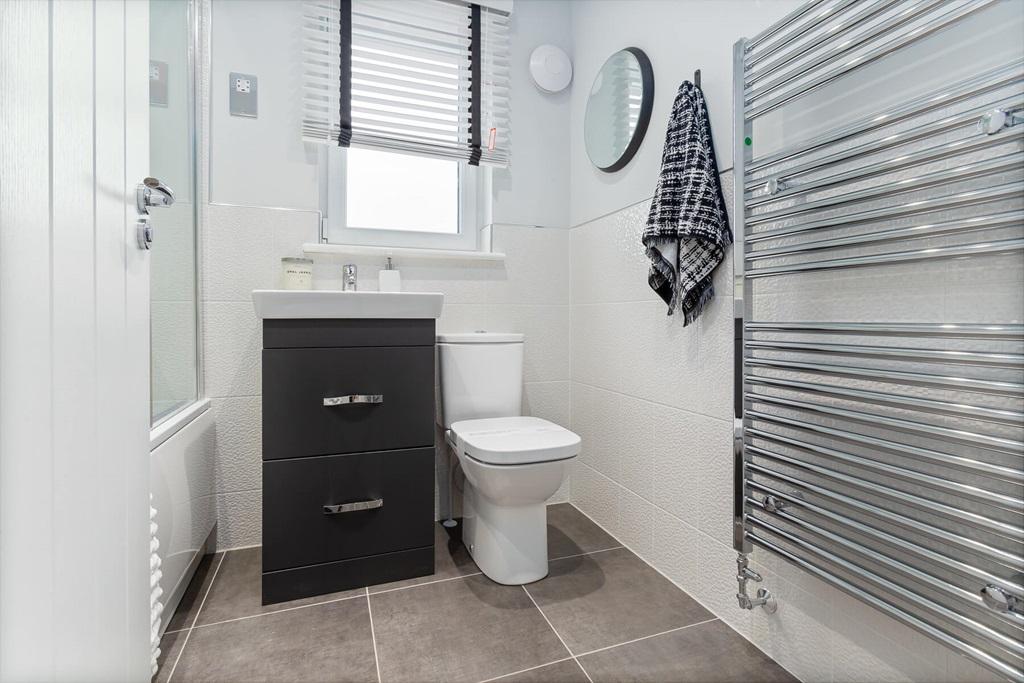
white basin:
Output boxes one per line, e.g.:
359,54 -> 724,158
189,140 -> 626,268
252,290 -> 444,319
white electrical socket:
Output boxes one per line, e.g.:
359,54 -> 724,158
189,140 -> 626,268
229,72 -> 257,118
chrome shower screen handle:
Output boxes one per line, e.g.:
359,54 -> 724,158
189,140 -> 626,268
323,499 -> 383,515
323,394 -> 384,407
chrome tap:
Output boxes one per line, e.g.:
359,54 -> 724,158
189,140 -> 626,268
342,264 -> 357,291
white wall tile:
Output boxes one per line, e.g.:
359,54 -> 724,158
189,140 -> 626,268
695,532 -> 753,640
649,508 -> 700,596
203,204 -> 318,302
650,405 -> 708,531
749,572 -> 835,683
210,396 -> 261,493
569,200 -> 653,306
570,461 -> 619,535
522,381 -> 571,427
202,301 -> 261,398
571,383 -> 654,496
490,225 -> 570,305
829,588 -> 948,683
214,489 -> 261,550
616,487 -> 655,562
486,304 -> 570,382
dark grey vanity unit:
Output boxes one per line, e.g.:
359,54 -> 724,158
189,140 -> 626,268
260,316 -> 437,604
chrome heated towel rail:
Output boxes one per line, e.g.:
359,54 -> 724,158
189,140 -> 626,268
732,1 -> 1024,680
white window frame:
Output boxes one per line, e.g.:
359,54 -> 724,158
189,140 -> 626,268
322,146 -> 486,251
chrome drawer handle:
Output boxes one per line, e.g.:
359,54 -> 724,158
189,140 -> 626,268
323,394 -> 383,407
323,499 -> 384,515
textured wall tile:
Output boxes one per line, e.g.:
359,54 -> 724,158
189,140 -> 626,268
203,301 -> 261,398
151,201 -> 198,303
152,300 -> 199,412
571,383 -> 654,495
569,200 -> 653,306
215,489 -> 261,550
436,303 -> 489,334
695,533 -> 752,640
650,508 -> 700,596
616,488 -> 655,561
571,301 -> 702,411
570,461 -> 619,535
830,589 -> 949,683
749,573 -> 834,683
203,204 -> 318,302
490,225 -> 571,305
211,396 -> 262,493
650,405 -> 706,531
486,304 -> 570,382
522,381 -> 571,426
694,416 -> 734,546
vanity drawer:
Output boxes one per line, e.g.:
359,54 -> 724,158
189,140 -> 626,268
262,346 -> 434,460
262,447 -> 434,572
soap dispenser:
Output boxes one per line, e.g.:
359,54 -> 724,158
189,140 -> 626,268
378,257 -> 402,292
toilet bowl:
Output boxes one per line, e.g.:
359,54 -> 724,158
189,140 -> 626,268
437,333 -> 580,585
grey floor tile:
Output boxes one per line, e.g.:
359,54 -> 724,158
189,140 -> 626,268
164,552 -> 223,632
494,659 -> 591,683
547,504 -> 619,560
173,598 -> 377,683
525,547 -> 713,654
369,523 -> 478,594
579,619 -> 798,683
195,547 -> 364,626
370,573 -> 569,683
153,628 -> 187,683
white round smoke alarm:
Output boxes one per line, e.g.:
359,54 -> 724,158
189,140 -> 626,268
529,44 -> 573,93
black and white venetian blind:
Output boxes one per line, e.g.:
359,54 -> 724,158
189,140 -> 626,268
302,0 -> 511,167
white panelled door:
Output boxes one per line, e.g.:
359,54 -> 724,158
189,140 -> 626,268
0,0 -> 152,679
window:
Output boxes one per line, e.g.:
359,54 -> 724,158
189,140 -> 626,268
304,0 -> 508,251
324,146 -> 483,250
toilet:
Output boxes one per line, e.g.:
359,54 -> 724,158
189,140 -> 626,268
437,332 -> 580,585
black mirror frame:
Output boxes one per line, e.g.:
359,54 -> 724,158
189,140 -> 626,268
592,47 -> 655,173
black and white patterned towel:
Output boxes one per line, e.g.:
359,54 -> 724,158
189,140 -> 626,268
642,80 -> 731,324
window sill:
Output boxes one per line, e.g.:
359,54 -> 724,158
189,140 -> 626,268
302,243 -> 506,263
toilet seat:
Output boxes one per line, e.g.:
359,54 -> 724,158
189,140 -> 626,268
450,416 -> 580,466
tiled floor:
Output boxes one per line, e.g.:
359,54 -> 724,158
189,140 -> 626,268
157,504 -> 795,683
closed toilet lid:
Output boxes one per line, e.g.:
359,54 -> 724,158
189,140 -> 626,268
451,416 -> 580,466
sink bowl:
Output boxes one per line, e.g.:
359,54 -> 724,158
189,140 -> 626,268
252,290 -> 444,319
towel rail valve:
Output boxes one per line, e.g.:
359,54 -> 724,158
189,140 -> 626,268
981,582 -> 1023,615
978,108 -> 1024,135
736,554 -> 778,614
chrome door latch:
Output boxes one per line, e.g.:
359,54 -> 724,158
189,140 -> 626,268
135,177 -> 175,249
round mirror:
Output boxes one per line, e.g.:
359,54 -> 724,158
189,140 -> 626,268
584,48 -> 654,173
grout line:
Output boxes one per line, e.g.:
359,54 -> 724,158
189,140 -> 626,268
574,617 -> 720,659
571,379 -> 731,424
549,545 -> 622,563
368,571 -> 484,596
520,586 -> 594,683
365,589 -> 383,683
563,501 -> 792,678
477,656 -> 576,683
165,552 -> 226,683
189,590 -> 369,630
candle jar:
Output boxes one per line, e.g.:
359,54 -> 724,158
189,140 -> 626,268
280,257 -> 313,290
